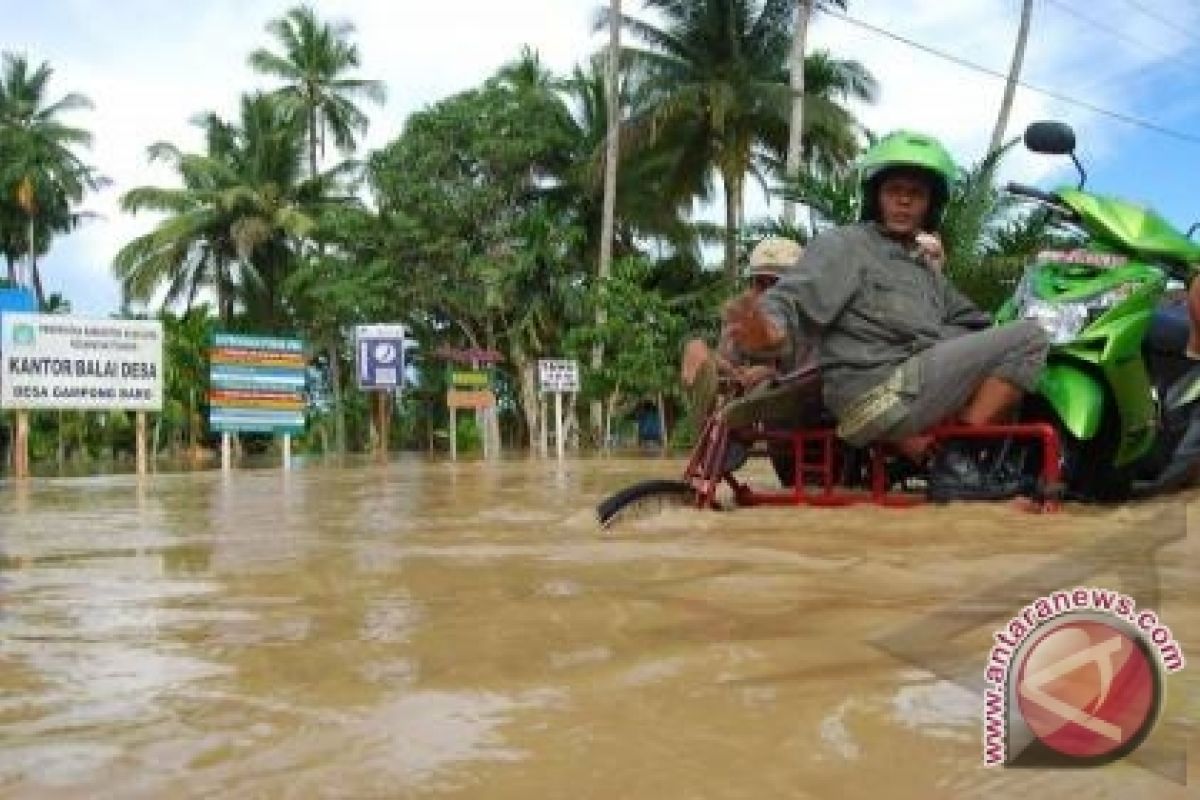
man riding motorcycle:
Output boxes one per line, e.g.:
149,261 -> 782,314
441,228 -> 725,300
725,130 -> 1050,499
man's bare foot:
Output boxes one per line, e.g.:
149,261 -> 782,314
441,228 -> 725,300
681,339 -> 711,385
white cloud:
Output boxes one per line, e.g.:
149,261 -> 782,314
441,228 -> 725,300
15,0 -> 1200,311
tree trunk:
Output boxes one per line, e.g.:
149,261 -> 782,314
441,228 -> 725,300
656,392 -> 669,454
188,389 -> 198,451
28,217 -> 45,309
309,107 -> 320,180
216,259 -> 230,327
56,411 -> 65,471
604,387 -> 620,450
328,340 -> 346,454
988,0 -> 1033,156
30,258 -> 45,311
76,413 -> 88,462
513,351 -> 541,451
592,0 -> 623,449
152,411 -> 162,462
317,420 -> 329,455
722,170 -> 746,282
565,395 -> 581,451
723,172 -> 740,281
784,0 -> 812,227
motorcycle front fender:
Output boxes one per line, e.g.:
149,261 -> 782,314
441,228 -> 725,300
1036,363 -> 1105,440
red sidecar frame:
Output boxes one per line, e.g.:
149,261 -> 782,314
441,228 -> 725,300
681,401 -> 1064,513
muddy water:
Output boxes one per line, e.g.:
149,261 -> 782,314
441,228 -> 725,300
0,456 -> 1195,798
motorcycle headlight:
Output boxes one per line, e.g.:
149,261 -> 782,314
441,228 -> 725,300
1014,277 -> 1132,345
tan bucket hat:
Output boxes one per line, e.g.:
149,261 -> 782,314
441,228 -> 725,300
748,237 -> 804,277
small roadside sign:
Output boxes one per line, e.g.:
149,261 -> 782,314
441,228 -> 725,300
538,359 -> 580,393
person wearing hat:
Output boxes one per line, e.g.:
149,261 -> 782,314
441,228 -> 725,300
725,131 -> 1050,500
680,236 -> 812,427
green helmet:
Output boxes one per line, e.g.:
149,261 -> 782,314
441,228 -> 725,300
858,130 -> 957,229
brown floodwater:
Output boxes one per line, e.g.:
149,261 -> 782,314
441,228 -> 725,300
0,455 -> 1195,798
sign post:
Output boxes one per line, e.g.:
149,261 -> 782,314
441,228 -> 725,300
0,289 -> 36,478
538,359 -> 580,460
540,397 -> 549,457
355,324 -> 406,460
554,391 -> 564,460
1,313 -> 164,478
435,347 -> 504,460
208,333 -> 307,470
14,410 -> 29,479
445,369 -> 495,461
136,411 -> 147,476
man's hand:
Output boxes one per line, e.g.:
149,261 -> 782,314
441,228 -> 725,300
723,291 -> 784,351
732,364 -> 776,390
917,232 -> 945,271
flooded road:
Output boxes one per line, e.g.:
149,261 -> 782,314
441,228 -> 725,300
1,456 -> 1196,798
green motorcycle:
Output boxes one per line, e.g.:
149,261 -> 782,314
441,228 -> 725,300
996,121 -> 1200,500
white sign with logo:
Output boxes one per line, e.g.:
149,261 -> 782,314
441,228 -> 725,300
355,323 -> 407,390
0,313 -> 164,411
538,359 -> 580,393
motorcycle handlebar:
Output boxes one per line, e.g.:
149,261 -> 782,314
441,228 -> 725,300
1004,181 -> 1061,205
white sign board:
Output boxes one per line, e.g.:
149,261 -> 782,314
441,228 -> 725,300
354,323 -> 408,340
538,358 -> 580,393
355,323 -> 407,390
0,313 -> 164,411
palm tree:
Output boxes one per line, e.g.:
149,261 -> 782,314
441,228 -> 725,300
988,0 -> 1033,156
0,53 -> 100,307
248,4 -> 386,179
788,50 -> 876,172
770,50 -> 875,234
615,0 -> 870,279
784,0 -> 847,226
615,0 -> 790,278
481,49 -> 702,446
115,93 -> 324,328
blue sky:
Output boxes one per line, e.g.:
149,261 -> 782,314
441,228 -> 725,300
7,0 -> 1200,315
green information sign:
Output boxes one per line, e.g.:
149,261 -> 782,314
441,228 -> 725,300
450,369 -> 490,388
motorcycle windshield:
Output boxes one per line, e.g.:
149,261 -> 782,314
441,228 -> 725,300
1057,188 -> 1200,265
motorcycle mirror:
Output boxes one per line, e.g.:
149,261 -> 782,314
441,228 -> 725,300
1024,121 -> 1087,188
1024,121 -> 1076,155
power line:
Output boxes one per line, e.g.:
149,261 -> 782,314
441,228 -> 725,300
1117,0 -> 1200,43
822,8 -> 1200,146
1042,0 -> 1200,70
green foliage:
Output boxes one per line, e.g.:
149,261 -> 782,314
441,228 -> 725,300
616,0 -> 876,276
453,413 -> 483,454
940,143 -> 1075,311
249,3 -> 386,175
568,256 -> 698,411
776,165 -> 859,233
115,92 -> 331,330
0,51 -> 101,306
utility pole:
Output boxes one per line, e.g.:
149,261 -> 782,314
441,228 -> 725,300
592,0 -> 622,448
989,0 -> 1034,156
783,0 -> 812,228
